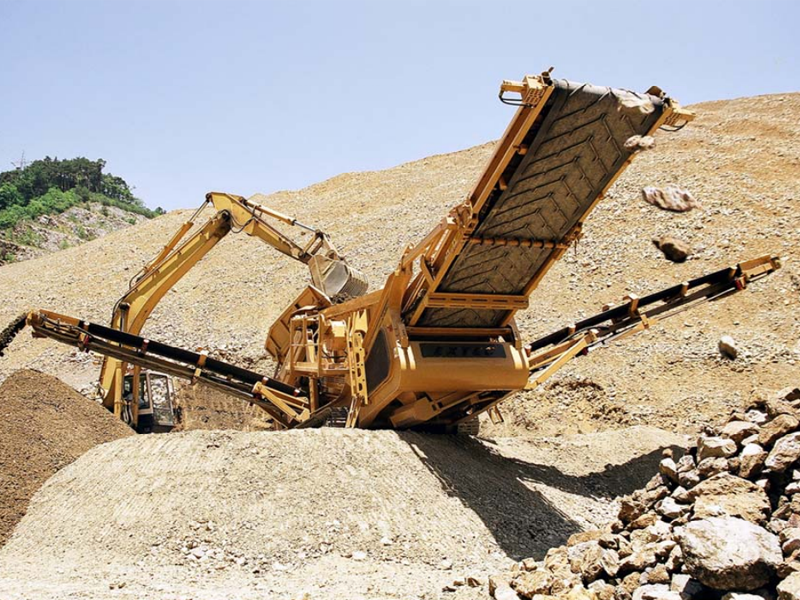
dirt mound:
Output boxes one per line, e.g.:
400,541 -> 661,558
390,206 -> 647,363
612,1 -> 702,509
0,426 -> 686,599
0,369 -> 133,545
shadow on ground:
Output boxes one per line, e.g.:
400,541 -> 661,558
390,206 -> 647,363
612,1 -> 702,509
402,432 -> 683,560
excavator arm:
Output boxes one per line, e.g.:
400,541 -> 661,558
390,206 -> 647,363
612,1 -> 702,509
101,191 -> 367,424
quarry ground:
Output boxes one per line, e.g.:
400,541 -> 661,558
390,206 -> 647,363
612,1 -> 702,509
0,91 -> 797,599
0,415 -> 686,600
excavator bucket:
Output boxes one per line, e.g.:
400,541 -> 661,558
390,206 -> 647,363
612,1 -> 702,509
309,254 -> 369,299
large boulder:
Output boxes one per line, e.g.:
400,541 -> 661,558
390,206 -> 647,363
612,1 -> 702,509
698,436 -> 738,461
653,236 -> 692,263
766,433 -> 800,473
688,473 -> 771,524
675,517 -> 782,590
778,571 -> 800,600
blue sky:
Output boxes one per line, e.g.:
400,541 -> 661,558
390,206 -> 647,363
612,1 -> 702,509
1,1 -> 797,210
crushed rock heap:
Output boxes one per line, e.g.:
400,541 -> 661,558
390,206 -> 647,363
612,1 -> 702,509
491,386 -> 800,600
0,369 -> 133,545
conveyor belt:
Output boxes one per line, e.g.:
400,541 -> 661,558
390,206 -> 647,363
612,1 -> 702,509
22,310 -> 309,428
417,79 -> 668,328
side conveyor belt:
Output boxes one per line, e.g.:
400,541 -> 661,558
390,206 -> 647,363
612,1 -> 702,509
24,311 -> 310,428
406,75 -> 689,329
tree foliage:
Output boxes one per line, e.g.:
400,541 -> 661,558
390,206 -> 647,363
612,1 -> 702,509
0,157 -> 160,229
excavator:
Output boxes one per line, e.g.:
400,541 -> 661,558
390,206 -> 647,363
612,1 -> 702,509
0,70 -> 781,433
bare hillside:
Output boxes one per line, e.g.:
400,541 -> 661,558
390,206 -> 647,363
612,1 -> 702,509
0,92 -> 797,435
0,202 -> 151,265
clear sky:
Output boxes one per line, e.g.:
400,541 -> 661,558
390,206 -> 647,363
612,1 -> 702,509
1,1 -> 797,211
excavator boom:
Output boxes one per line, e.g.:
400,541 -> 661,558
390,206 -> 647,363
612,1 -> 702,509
100,191 -> 367,424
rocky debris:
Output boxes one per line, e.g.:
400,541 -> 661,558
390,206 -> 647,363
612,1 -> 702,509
653,236 -> 692,263
625,135 -> 657,152
641,185 -> 700,212
0,239 -> 38,265
719,335 -> 740,360
492,387 -> 800,599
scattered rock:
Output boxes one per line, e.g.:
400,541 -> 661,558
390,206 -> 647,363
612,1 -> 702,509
641,185 -> 700,212
659,458 -> 679,483
653,236 -> 692,263
657,497 -> 688,520
723,421 -> 760,445
512,569 -> 554,597
718,335 -> 739,359
688,473 -> 771,524
698,436 -> 738,461
760,414 -> 800,447
697,457 -> 729,478
669,573 -> 703,598
633,583 -> 680,600
739,443 -> 768,479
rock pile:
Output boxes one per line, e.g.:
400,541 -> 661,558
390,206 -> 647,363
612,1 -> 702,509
491,386 -> 800,600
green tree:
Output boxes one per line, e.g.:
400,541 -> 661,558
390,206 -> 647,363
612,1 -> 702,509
0,183 -> 23,210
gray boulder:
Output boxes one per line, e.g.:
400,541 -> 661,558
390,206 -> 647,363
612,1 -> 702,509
675,517 -> 781,590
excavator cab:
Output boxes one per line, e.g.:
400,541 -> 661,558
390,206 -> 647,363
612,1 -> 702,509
122,370 -> 176,433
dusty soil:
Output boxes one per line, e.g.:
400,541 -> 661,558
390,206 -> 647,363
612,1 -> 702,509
0,369 -> 133,545
0,93 -> 797,437
0,426 -> 687,599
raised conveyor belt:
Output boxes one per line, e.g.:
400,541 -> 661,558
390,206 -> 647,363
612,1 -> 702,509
416,79 -> 668,328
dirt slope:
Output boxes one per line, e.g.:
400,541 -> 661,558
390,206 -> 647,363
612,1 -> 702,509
0,369 -> 133,544
0,426 -> 686,599
0,93 -> 797,435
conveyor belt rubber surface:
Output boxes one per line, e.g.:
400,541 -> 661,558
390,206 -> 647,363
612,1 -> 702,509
418,80 -> 666,328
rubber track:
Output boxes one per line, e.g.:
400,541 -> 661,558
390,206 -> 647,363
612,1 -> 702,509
0,313 -> 27,357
